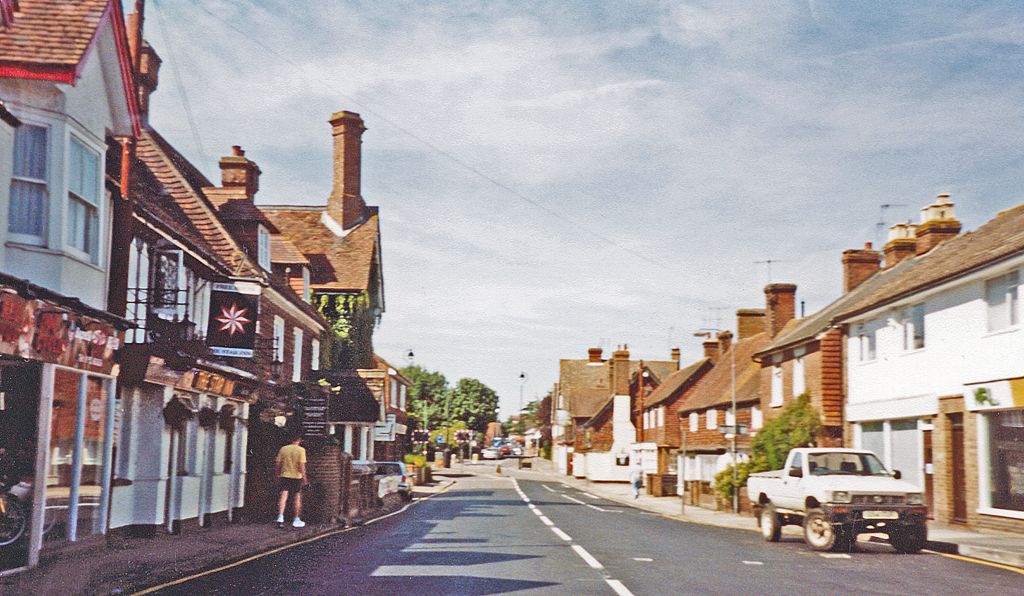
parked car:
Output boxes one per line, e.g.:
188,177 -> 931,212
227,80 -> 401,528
747,448 -> 927,553
498,444 -> 512,457
374,462 -> 412,501
511,445 -> 524,457
481,447 -> 500,460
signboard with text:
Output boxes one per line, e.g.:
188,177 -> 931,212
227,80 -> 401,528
301,390 -> 330,438
206,282 -> 260,358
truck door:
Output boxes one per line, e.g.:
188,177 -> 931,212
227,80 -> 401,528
780,451 -> 804,509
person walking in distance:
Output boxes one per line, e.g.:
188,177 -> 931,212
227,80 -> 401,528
275,434 -> 307,528
629,460 -> 644,499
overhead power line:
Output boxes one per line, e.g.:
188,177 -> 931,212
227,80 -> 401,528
174,0 -> 675,272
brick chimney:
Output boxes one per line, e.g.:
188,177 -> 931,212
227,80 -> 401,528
671,347 -> 681,368
717,331 -> 733,356
587,347 -> 603,363
703,340 -> 720,364
883,222 -> 917,269
736,308 -> 766,339
764,283 -> 797,338
611,345 -> 630,395
915,194 -> 961,255
327,110 -> 368,230
219,146 -> 260,199
841,242 -> 881,292
128,4 -> 160,125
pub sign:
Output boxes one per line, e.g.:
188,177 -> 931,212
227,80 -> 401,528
206,282 -> 260,358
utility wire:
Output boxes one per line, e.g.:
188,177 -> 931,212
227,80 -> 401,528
181,0 -> 674,272
152,0 -> 208,168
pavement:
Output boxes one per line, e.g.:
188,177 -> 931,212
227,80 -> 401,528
125,468 -> 1023,595
507,457 -> 1024,570
0,482 -> 450,596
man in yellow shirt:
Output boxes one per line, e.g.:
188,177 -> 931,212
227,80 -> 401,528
275,435 -> 307,528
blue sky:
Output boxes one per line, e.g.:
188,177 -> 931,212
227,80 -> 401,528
144,0 -> 1024,418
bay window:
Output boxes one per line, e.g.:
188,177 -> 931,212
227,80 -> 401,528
9,122 -> 48,240
67,136 -> 100,261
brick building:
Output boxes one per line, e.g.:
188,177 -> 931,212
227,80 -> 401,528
637,354 -> 713,478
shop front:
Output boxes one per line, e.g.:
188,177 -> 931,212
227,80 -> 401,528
0,277 -> 125,573
964,378 -> 1024,529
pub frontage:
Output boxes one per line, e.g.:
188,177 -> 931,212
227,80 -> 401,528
0,272 -> 128,573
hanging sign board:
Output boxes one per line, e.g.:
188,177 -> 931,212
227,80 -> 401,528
206,282 -> 260,358
301,389 -> 330,438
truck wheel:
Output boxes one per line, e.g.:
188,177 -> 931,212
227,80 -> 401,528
889,524 -> 927,554
803,509 -> 841,551
759,504 -> 782,542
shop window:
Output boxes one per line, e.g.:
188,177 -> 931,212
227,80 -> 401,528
986,271 -> 1019,331
988,409 -> 1024,512
67,137 -> 101,261
860,421 -> 885,460
9,122 -> 48,241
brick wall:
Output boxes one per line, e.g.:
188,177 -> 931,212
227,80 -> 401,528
679,405 -> 755,451
255,292 -> 321,384
759,333 -> 844,446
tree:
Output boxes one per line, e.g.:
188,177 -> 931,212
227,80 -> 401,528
447,378 -> 500,433
401,365 -> 449,430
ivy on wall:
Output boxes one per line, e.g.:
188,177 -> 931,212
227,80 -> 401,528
315,292 -> 377,370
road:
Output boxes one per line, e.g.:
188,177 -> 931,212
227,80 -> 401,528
148,471 -> 1023,595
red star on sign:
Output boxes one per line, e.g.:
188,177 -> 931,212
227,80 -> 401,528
216,303 -> 251,336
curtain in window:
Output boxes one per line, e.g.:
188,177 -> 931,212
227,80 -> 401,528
9,124 -> 48,236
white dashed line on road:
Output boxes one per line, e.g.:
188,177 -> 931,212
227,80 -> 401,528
572,545 -> 604,569
539,515 -> 555,527
561,494 -> 587,505
550,527 -> 573,541
819,553 -> 852,559
742,561 -> 764,565
532,509 -> 543,516
606,579 -> 635,596
542,484 -> 556,492
633,557 -> 653,562
582,492 -> 600,499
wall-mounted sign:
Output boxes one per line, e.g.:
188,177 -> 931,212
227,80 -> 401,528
964,378 -> 1024,411
206,282 -> 260,358
301,388 -> 330,438
0,289 -> 122,374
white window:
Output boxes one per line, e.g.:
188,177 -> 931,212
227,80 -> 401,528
302,266 -> 311,301
257,225 -> 271,270
399,384 -> 406,410
792,351 -> 805,397
9,123 -> 48,241
725,409 -> 735,426
310,339 -> 320,371
770,365 -> 783,407
292,327 -> 303,381
390,379 -> 398,407
67,136 -> 101,261
903,304 -> 926,350
986,271 -> 1019,331
689,412 -> 698,433
706,409 -> 718,430
657,406 -> 665,427
751,406 -> 763,430
273,316 -> 285,362
859,327 -> 877,361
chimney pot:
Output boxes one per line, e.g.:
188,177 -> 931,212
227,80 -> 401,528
702,340 -> 720,364
587,347 -> 603,363
671,347 -> 681,368
219,147 -> 261,199
717,331 -> 733,355
915,194 -> 961,255
883,222 -> 918,269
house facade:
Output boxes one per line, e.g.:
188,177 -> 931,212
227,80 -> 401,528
834,196 -> 1024,534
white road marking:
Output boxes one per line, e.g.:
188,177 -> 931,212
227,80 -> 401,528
551,527 -> 572,541
586,504 -> 614,512
527,503 -> 537,510
539,515 -> 555,527
742,561 -> 764,565
542,484 -> 556,493
582,492 -> 600,499
561,494 -> 587,505
633,557 -> 653,562
532,508 -> 543,516
572,544 -> 604,569
606,579 -> 635,596
819,553 -> 851,559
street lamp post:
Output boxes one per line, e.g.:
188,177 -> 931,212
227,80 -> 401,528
518,372 -> 527,434
695,328 -> 740,514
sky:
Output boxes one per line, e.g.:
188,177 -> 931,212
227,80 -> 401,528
143,0 -> 1024,420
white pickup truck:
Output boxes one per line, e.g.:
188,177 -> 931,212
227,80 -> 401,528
747,448 -> 928,553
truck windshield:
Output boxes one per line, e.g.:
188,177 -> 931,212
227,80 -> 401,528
806,452 -> 888,476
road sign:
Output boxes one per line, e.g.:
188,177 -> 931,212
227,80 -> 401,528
717,424 -> 749,435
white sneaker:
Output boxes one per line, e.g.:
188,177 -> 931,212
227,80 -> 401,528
276,514 -> 285,523
292,518 -> 306,528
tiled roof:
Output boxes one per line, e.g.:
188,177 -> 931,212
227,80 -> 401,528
832,203 -> 1024,321
559,359 -> 611,419
679,333 -> 769,413
271,235 -> 308,265
137,129 -> 259,278
204,187 -> 276,229
643,358 -> 712,408
0,0 -> 108,67
262,206 -> 379,292
760,203 -> 1024,354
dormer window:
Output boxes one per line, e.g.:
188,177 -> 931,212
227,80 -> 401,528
257,224 -> 271,270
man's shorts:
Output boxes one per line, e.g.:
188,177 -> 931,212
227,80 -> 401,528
279,477 -> 303,495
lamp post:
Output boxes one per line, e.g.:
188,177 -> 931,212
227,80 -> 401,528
518,372 -> 527,434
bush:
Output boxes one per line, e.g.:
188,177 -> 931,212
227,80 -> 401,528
714,461 -> 752,504
404,453 -> 426,467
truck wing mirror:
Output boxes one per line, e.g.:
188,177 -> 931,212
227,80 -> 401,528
892,470 -> 901,480
788,467 -> 803,478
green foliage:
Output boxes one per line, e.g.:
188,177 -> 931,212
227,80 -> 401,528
315,292 -> 376,370
714,393 -> 822,504
749,392 -> 821,473
448,378 -> 500,433
401,365 -> 449,430
430,420 -> 467,445
404,453 -> 426,467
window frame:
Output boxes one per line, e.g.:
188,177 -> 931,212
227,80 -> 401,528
273,316 -> 285,363
257,225 -> 271,271
8,120 -> 50,244
310,338 -> 320,371
292,327 -> 303,382
706,408 -> 718,430
689,412 -> 698,433
792,349 -> 806,397
65,134 -> 102,262
986,270 -> 1019,332
770,364 -> 783,407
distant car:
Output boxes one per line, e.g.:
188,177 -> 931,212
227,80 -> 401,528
481,447 -> 500,460
498,444 -> 512,457
511,445 -> 524,457
374,461 -> 412,501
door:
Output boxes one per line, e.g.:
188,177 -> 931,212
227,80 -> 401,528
950,414 -> 967,523
779,452 -> 803,510
923,428 -> 934,518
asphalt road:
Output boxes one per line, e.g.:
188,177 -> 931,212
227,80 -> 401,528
148,472 -> 1023,595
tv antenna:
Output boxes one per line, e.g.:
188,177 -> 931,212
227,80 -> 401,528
876,203 -> 908,245
754,259 -> 789,283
